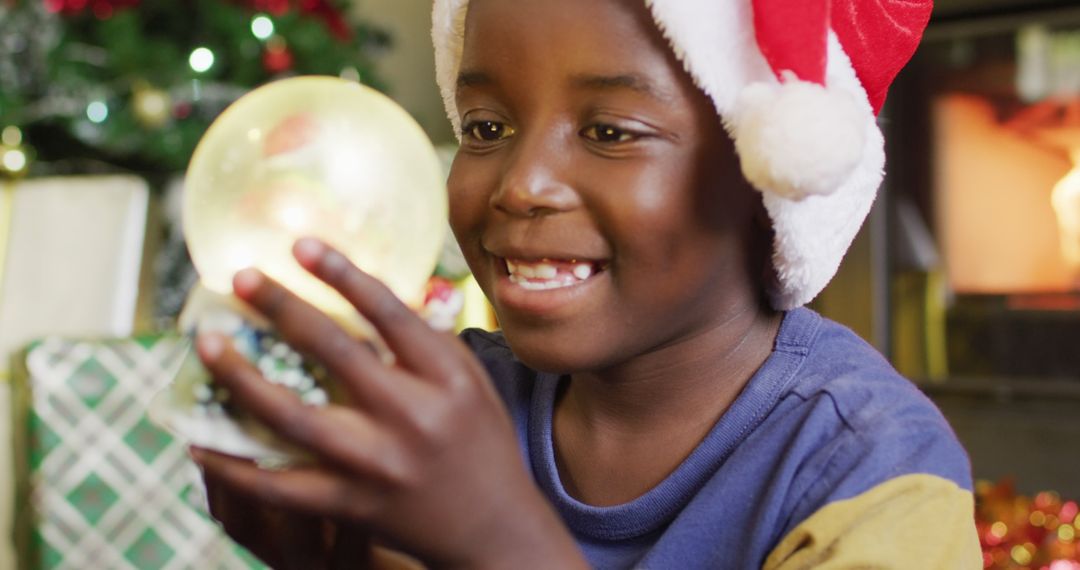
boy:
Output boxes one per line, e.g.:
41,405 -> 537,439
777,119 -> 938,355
191,0 -> 982,567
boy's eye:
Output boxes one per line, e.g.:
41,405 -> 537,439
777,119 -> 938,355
582,124 -> 634,143
464,121 -> 515,142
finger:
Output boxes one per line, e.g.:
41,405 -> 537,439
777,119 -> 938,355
195,335 -> 400,476
293,238 -> 465,383
231,268 -> 415,409
191,447 -> 380,522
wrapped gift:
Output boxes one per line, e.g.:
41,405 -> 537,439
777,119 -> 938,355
10,335 -> 264,570
0,175 -> 153,568
0,175 -> 150,370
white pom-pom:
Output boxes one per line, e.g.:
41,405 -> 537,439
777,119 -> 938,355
732,76 -> 866,200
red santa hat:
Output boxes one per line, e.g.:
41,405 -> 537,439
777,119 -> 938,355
432,0 -> 933,309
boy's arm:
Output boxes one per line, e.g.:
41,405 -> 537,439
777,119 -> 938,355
763,473 -> 981,569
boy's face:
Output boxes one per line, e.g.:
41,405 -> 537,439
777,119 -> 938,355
448,0 -> 768,373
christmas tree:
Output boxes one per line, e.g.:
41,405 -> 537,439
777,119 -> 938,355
0,0 -> 390,178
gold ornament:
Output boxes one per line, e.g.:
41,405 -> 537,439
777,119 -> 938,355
132,83 -> 172,129
0,126 -> 32,179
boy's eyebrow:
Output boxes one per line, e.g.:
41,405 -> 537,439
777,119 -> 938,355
570,73 -> 674,102
457,70 -> 492,89
456,70 -> 674,103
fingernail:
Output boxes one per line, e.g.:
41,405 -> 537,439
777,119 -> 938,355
293,237 -> 325,264
197,333 -> 225,361
233,268 -> 263,296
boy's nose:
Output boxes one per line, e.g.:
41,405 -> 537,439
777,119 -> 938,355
490,136 -> 580,218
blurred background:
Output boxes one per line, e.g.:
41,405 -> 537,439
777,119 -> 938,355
1,0 -> 1080,569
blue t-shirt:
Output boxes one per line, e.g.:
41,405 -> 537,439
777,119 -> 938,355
461,308 -> 981,569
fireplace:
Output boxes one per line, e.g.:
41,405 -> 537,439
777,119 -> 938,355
815,1 -> 1080,386
811,2 -> 1080,497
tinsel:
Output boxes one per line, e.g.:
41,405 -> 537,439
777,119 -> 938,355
976,479 -> 1080,569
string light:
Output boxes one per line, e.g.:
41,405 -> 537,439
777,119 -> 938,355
189,47 -> 215,73
86,101 -> 109,123
339,67 -> 361,83
1,126 -> 22,146
251,15 -> 274,40
1061,524 -> 1076,542
0,126 -> 30,178
977,481 -> 1080,569
1010,544 -> 1034,566
2,149 -> 26,173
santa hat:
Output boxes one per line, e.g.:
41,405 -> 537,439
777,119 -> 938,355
432,0 -> 933,309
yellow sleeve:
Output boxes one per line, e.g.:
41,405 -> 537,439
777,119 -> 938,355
763,473 -> 982,570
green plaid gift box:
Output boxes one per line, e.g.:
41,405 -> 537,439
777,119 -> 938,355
10,335 -> 265,570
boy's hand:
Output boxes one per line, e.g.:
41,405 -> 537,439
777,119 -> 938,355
199,463 -> 372,569
191,238 -> 585,569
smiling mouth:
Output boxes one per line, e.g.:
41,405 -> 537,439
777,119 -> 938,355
504,258 -> 608,291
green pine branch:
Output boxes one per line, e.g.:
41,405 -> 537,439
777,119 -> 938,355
0,0 -> 391,177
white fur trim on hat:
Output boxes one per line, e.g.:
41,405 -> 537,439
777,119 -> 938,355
432,0 -> 469,139
731,73 -> 867,200
431,0 -> 884,310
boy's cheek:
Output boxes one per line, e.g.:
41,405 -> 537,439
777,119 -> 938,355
446,193 -> 485,252
444,190 -> 488,273
447,163 -> 502,232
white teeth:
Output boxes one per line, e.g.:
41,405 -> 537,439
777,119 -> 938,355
505,258 -> 601,291
534,263 -> 558,279
517,264 -> 537,278
510,275 -> 566,290
572,263 -> 593,280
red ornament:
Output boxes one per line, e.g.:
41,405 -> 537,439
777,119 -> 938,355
422,277 -> 465,332
298,0 -> 352,41
172,102 -> 193,120
44,0 -> 139,16
262,42 -> 294,74
234,0 -> 352,42
250,0 -> 288,15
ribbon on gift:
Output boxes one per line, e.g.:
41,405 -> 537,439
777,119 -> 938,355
0,181 -> 15,384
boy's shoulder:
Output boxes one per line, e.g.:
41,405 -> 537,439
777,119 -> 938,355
782,309 -> 961,466
767,309 -> 972,510
746,310 -> 980,568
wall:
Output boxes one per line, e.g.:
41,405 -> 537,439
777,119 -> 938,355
357,0 -> 456,145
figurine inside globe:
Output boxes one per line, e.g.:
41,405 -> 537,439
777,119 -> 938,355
151,77 -> 448,463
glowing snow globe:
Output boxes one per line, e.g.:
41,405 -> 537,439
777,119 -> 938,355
152,77 -> 447,464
